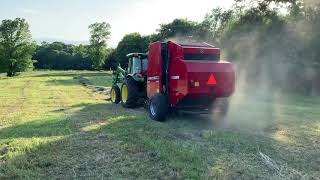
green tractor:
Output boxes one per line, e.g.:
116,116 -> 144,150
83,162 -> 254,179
110,53 -> 148,108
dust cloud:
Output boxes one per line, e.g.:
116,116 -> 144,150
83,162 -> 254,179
210,20 -> 319,131
304,0 -> 320,7
212,22 -> 317,133
164,20 -> 318,131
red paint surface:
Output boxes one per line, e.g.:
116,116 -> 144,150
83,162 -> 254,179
147,41 -> 235,107
147,42 -> 162,98
207,74 -> 217,85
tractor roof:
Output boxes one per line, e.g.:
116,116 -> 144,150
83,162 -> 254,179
126,53 -> 147,58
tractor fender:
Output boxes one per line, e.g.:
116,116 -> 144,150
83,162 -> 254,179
126,74 -> 144,82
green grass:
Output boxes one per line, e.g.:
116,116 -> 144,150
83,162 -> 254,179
0,71 -> 319,179
84,75 -> 113,87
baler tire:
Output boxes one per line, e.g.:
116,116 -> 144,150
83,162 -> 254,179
110,85 -> 121,104
149,93 -> 168,122
121,78 -> 139,108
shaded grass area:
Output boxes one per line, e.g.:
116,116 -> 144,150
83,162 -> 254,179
0,71 -> 319,179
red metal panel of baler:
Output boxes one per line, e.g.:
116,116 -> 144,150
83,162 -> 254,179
185,61 -> 235,98
183,47 -> 221,60
167,42 -> 188,106
147,42 -> 162,98
167,42 -> 235,107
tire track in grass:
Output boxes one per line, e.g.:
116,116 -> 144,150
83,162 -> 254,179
74,75 -> 111,100
50,77 -> 70,113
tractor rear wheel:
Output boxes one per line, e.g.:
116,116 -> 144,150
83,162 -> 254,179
110,85 -> 121,104
149,93 -> 168,121
121,78 -> 139,108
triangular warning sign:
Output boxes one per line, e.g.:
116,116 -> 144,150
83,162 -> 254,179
207,74 -> 217,85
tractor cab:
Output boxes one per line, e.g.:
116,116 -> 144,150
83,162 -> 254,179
126,53 -> 148,81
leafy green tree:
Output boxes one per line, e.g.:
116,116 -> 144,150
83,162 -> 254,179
204,0 -> 320,95
155,18 -> 214,43
104,48 -> 116,70
158,19 -> 198,39
146,33 -> 162,43
88,22 -> 111,69
202,8 -> 235,40
115,33 -> 149,67
158,19 -> 199,40
0,18 -> 36,77
33,42 -> 93,70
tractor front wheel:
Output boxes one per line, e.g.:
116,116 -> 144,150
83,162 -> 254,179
121,78 -> 139,108
149,93 -> 168,121
110,85 -> 121,104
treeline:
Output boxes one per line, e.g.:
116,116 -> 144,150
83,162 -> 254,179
112,19 -> 211,67
34,42 -> 103,70
2,0 -> 319,95
33,18 -> 206,70
216,0 -> 320,95
0,20 -> 111,74
34,22 -> 111,70
214,0 -> 320,95
111,0 -> 320,95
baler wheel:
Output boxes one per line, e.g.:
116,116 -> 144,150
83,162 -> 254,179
121,78 -> 139,108
110,85 -> 121,104
149,93 -> 168,121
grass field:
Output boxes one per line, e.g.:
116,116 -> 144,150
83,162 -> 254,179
0,71 -> 319,179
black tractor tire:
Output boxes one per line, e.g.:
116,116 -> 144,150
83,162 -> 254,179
149,93 -> 168,121
110,85 -> 121,104
121,78 -> 139,108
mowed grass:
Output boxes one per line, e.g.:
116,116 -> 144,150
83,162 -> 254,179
84,74 -> 113,87
0,71 -> 319,179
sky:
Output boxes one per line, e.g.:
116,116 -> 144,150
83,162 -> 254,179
0,0 -> 234,47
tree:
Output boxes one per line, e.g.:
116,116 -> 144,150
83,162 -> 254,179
33,42 -> 93,70
104,48 -> 116,70
0,18 -> 36,77
202,8 -> 235,40
158,19 -> 198,40
115,33 -> 149,67
88,22 -> 111,70
156,18 -> 214,44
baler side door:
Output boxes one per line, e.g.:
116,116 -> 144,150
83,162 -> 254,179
147,42 -> 163,98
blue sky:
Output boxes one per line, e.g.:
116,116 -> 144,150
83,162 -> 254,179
0,0 -> 234,47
